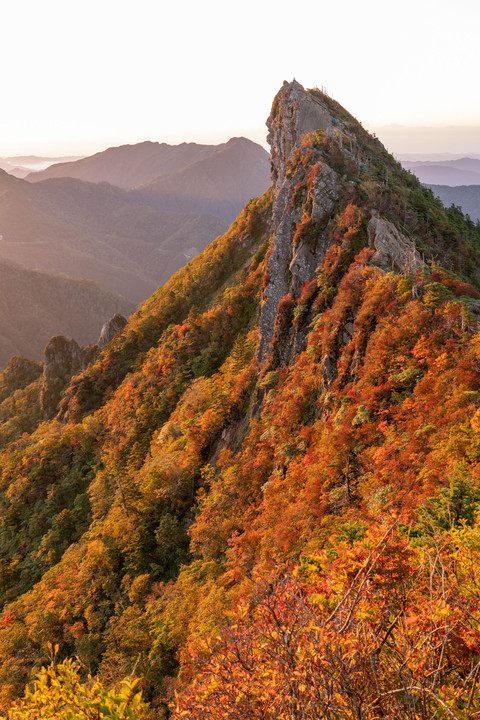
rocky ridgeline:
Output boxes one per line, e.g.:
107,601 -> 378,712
258,80 -> 424,364
39,313 -> 127,418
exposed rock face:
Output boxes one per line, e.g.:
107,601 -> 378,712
98,313 -> 127,348
257,80 -> 428,367
39,336 -> 97,418
258,81 -> 344,362
368,214 -> 424,273
40,313 -> 127,419
267,80 -> 336,190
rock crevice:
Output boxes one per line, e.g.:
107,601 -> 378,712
258,81 -> 343,362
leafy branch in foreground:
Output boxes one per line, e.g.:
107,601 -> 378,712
4,652 -> 147,720
172,524 -> 480,720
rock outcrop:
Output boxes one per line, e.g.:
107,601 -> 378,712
98,313 -> 127,348
39,336 -> 97,418
39,313 -> 128,418
368,214 -> 424,273
258,81 -> 427,367
258,81 -> 347,362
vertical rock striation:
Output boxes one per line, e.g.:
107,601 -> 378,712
258,81 -> 425,366
258,81 -> 344,362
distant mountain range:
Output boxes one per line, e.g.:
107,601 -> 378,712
0,155 -> 83,178
0,168 -> 227,303
401,157 -> 480,185
427,184 -> 480,222
0,137 -> 270,369
131,138 -> 271,222
26,137 -> 270,223
0,139 -> 271,304
398,153 -> 480,162
0,257 -> 133,368
3,82 -> 480,717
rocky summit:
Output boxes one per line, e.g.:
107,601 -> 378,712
1,82 -> 480,719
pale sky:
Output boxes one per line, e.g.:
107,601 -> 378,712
1,0 -> 479,156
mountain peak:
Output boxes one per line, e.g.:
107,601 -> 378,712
3,81 -> 480,716
258,81 -> 351,361
267,80 -> 342,191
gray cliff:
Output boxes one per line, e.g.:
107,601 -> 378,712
258,80 -> 425,365
258,81 -> 344,362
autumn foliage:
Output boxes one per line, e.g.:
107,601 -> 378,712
1,88 -> 480,719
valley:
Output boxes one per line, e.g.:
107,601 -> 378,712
0,81 -> 480,718
0,139 -> 269,368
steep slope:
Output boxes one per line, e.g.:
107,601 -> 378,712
0,170 -> 226,302
131,137 -> 271,222
0,257 -> 133,368
1,81 -> 480,719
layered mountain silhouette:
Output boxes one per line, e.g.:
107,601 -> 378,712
402,157 -> 480,185
0,139 -> 270,312
0,155 -> 83,179
26,137 -> 270,222
427,183 -> 480,222
2,82 -> 480,717
26,141 -> 221,188
0,256 -> 133,368
130,137 -> 271,222
0,169 -> 227,303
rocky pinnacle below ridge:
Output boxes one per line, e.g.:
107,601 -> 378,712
39,313 -> 128,419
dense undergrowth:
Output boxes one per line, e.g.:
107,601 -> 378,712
1,86 -> 480,718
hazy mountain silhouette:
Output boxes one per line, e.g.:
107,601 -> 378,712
402,157 -> 480,185
427,183 -> 480,221
26,138 -> 270,223
0,155 -> 83,178
0,169 -> 227,303
0,256 -> 134,368
131,137 -> 271,222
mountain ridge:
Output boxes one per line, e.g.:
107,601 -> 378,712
1,81 -> 480,718
25,137 -> 270,197
132,136 -> 270,222
0,169 -> 228,302
402,156 -> 480,185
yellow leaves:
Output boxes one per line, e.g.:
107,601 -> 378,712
356,606 -> 377,621
470,408 -> 480,433
431,599 -> 453,620
3,658 -> 147,719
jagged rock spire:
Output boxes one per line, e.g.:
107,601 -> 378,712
258,81 -> 343,362
267,80 -> 337,194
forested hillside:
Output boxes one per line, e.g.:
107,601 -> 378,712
0,170 -> 226,303
428,182 -> 480,222
0,257 -> 133,368
2,81 -> 480,719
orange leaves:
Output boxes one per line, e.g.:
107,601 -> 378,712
173,526 -> 480,719
0,611 -> 13,629
334,203 -> 366,241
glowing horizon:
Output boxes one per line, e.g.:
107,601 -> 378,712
1,0 -> 479,157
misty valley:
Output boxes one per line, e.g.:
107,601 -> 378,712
0,81 -> 480,719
